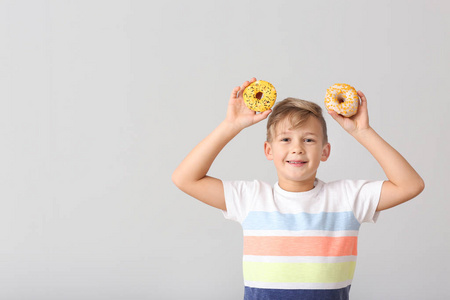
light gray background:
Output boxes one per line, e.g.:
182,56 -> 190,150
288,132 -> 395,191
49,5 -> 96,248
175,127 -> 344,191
1,0 -> 449,299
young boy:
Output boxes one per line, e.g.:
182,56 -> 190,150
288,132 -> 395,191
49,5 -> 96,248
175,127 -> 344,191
172,78 -> 424,300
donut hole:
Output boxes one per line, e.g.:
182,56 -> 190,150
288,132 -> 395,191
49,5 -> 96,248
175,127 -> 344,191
337,94 -> 345,104
255,92 -> 263,100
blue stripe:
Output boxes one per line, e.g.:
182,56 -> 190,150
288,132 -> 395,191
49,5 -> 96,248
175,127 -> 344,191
242,211 -> 360,231
244,286 -> 351,300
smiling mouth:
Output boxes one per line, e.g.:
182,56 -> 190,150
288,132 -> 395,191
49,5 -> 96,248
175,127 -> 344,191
287,161 -> 307,166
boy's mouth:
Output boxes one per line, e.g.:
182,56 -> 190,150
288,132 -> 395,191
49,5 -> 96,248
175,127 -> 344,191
287,160 -> 307,166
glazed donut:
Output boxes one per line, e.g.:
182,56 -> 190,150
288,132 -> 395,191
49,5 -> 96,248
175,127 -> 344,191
324,83 -> 359,117
243,80 -> 277,112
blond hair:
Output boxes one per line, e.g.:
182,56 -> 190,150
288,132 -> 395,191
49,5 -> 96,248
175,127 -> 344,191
266,97 -> 328,143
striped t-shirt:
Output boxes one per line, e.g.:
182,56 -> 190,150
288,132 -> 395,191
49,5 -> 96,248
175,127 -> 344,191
222,178 -> 383,300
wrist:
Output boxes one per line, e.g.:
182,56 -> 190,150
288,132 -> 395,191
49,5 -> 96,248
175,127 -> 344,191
220,119 -> 245,136
350,126 -> 376,142
222,118 -> 246,134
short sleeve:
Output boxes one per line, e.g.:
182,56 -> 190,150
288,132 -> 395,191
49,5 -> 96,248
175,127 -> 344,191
221,180 -> 261,224
343,180 -> 385,224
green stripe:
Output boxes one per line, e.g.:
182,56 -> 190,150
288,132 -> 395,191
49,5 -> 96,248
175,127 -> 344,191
243,261 -> 356,283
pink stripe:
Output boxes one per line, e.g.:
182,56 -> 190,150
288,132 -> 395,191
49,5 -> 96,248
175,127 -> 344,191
244,236 -> 358,257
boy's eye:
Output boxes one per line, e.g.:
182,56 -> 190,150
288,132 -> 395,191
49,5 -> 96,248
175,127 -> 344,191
305,138 -> 314,143
281,138 -> 290,142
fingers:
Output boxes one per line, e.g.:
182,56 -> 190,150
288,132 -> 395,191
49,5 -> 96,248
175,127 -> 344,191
240,77 -> 256,90
231,86 -> 240,98
357,90 -> 367,107
239,81 -> 249,96
357,90 -> 366,99
233,77 -> 257,99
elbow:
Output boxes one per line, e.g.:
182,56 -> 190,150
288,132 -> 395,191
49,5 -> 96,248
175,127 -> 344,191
408,177 -> 425,200
171,170 -> 183,189
400,177 -> 425,203
171,169 -> 191,192
416,177 -> 425,196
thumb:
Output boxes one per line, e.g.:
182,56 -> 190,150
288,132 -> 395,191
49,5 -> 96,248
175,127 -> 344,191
328,110 -> 345,126
254,109 -> 272,123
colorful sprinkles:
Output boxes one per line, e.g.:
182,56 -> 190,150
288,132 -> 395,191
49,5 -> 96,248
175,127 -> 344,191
243,80 -> 277,112
324,83 -> 359,117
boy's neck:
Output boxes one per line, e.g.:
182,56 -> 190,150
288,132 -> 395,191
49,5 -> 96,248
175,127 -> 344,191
278,178 -> 317,193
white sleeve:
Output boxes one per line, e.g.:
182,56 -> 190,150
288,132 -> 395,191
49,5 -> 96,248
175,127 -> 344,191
343,180 -> 385,224
221,180 -> 261,224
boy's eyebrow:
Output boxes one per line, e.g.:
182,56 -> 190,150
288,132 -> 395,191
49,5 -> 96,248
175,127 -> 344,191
304,132 -> 318,136
275,131 -> 291,137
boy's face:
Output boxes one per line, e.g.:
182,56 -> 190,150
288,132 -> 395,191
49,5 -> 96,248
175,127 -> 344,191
264,116 -> 331,192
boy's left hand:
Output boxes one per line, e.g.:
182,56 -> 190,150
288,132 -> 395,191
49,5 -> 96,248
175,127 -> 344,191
328,90 -> 370,135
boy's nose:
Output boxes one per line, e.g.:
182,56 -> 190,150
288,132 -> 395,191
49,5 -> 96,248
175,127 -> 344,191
291,144 -> 304,154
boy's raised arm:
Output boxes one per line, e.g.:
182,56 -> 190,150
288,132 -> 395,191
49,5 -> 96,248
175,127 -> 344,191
328,91 -> 425,212
172,78 -> 272,211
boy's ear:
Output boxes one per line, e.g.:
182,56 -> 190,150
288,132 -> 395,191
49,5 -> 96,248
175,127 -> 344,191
321,143 -> 331,162
264,141 -> 273,160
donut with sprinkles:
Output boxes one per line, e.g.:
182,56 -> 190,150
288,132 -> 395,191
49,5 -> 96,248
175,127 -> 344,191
243,80 -> 277,112
324,83 -> 359,117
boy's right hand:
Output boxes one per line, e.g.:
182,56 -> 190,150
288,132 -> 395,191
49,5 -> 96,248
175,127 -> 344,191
225,77 -> 272,131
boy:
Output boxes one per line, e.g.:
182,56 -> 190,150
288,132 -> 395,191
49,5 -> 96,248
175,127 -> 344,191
172,78 -> 424,300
